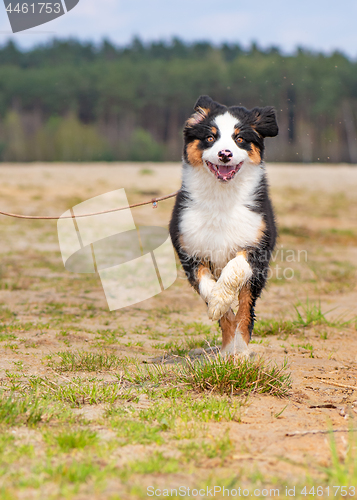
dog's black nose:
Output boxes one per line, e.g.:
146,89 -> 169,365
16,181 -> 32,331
218,149 -> 233,163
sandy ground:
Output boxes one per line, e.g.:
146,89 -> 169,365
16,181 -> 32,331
0,162 -> 356,497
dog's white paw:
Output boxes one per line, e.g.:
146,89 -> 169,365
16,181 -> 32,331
220,331 -> 252,359
207,284 -> 235,321
231,350 -> 255,362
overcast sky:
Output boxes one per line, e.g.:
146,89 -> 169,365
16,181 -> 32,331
0,0 -> 356,57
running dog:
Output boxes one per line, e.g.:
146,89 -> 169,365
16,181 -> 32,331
169,95 -> 278,357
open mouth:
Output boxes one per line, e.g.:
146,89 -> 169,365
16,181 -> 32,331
205,161 -> 243,182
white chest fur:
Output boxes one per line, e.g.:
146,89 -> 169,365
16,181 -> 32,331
179,162 -> 263,270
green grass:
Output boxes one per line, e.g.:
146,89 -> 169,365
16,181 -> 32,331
297,343 -> 315,357
0,333 -> 17,342
178,431 -> 233,464
179,355 -> 291,397
49,350 -> 126,372
254,318 -> 296,337
124,452 -> 179,475
44,429 -> 98,452
324,430 -> 357,487
254,299 -> 353,337
182,321 -> 213,336
0,392 -> 65,427
122,354 -> 291,398
112,419 -> 165,445
41,459 -> 105,486
0,307 -> 16,321
27,376 -> 127,407
0,321 -> 50,334
138,394 -> 244,425
95,327 -> 126,344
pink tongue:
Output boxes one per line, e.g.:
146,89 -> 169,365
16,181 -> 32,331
218,165 -> 234,175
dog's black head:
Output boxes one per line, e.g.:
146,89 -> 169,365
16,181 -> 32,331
183,95 -> 278,182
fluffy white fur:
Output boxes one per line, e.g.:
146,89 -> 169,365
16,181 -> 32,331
207,254 -> 252,320
198,269 -> 216,302
179,161 -> 264,271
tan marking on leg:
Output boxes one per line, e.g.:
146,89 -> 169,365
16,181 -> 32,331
236,250 -> 247,259
236,285 -> 253,345
186,140 -> 203,166
220,309 -> 238,350
248,144 -> 261,165
197,263 -> 216,300
197,263 -> 210,281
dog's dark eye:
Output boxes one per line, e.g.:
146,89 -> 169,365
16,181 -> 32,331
236,137 -> 244,144
206,136 -> 215,143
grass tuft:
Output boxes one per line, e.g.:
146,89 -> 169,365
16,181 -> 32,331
44,429 -> 98,451
179,355 -> 291,397
49,350 -> 126,372
28,376 -> 126,407
0,392 -> 59,426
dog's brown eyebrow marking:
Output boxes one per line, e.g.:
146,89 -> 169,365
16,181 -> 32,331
234,127 -> 240,136
211,126 -> 217,135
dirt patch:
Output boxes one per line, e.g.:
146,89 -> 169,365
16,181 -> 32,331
0,163 -> 356,499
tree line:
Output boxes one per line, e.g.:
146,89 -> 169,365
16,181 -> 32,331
0,38 -> 356,163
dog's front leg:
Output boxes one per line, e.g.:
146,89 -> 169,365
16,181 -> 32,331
207,251 -> 252,321
197,265 -> 216,303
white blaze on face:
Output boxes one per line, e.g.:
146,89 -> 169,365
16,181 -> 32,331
202,112 -> 248,166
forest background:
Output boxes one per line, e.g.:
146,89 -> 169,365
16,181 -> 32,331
0,37 -> 356,163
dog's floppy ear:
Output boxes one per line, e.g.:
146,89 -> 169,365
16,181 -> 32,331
249,106 -> 279,138
186,95 -> 217,127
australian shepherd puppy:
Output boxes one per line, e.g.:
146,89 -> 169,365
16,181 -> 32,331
169,95 -> 279,358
